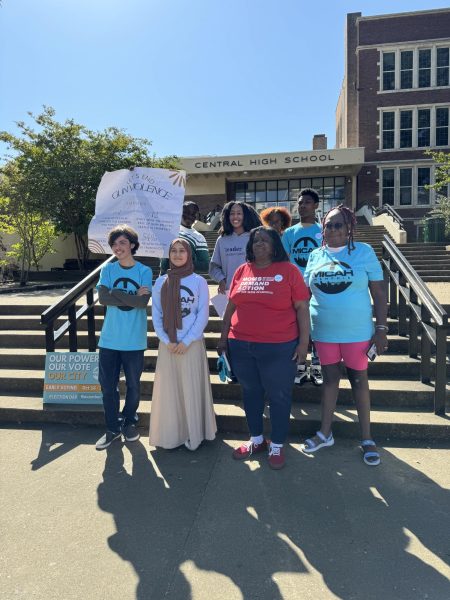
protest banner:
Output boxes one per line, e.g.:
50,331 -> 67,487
43,352 -> 102,404
88,167 -> 186,257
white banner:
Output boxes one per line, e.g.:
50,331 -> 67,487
88,167 -> 186,257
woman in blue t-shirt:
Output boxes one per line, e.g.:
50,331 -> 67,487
302,205 -> 388,466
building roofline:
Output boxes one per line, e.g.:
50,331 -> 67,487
356,7 -> 450,22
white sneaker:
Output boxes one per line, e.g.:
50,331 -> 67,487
295,364 -> 309,385
310,364 -> 323,386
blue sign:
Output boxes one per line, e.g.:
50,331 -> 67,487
43,352 -> 102,404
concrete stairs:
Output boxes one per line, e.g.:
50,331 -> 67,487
0,296 -> 449,441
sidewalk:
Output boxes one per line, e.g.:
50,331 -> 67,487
1,424 -> 449,600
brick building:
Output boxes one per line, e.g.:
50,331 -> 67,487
336,8 -> 450,238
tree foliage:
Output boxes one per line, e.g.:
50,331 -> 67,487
0,106 -> 178,266
425,150 -> 450,237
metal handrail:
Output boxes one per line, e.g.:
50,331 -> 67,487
371,204 -> 405,230
41,255 -> 114,352
381,235 -> 448,415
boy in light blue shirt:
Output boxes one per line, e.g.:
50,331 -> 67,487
282,188 -> 323,385
95,225 -> 152,450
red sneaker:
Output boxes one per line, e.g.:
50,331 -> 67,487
232,439 -> 268,460
268,445 -> 285,470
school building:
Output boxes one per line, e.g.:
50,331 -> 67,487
182,7 -> 450,239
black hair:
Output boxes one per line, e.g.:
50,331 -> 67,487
298,188 -> 320,204
183,201 -> 199,214
108,224 -> 140,255
219,201 -> 262,236
246,226 -> 289,263
322,204 -> 356,254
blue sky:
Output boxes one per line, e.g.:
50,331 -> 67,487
1,0 -> 448,159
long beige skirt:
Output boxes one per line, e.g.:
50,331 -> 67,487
149,339 -> 217,450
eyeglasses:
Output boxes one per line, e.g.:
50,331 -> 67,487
324,222 -> 345,230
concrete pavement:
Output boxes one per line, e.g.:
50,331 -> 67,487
1,424 -> 449,600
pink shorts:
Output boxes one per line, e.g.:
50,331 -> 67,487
314,341 -> 370,371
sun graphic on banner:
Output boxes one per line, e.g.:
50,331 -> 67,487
169,170 -> 186,188
88,239 -> 107,254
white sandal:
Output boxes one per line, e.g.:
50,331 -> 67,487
303,431 -> 334,453
361,439 -> 381,466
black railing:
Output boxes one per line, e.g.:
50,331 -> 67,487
382,235 -> 448,415
371,203 -> 405,230
40,256 -> 114,352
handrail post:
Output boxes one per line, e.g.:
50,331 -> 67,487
408,289 -> 419,358
45,325 -> 55,352
398,274 -> 407,336
68,304 -> 78,352
86,289 -> 96,352
434,326 -> 447,415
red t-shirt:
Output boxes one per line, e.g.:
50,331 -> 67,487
228,261 -> 309,343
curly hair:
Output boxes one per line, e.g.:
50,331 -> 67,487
322,204 -> 356,254
246,226 -> 289,263
259,207 -> 292,231
219,201 -> 262,236
108,224 -> 140,255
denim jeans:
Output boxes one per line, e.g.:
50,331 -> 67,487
228,338 -> 297,444
98,347 -> 144,433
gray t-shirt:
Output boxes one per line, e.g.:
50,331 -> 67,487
209,232 -> 250,290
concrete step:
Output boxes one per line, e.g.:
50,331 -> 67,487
1,395 -> 448,441
2,347 -> 444,378
0,368 -> 441,409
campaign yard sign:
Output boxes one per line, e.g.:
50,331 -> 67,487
43,352 -> 102,405
87,167 -> 186,258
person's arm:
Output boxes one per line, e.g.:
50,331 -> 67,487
217,299 -> 236,355
209,239 -> 227,290
110,288 -> 150,308
97,285 -> 128,307
369,280 -> 388,354
151,280 -> 171,345
292,300 -> 310,363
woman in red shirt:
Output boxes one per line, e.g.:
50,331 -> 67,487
218,227 -> 310,469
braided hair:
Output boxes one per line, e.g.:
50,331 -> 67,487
322,204 -> 356,254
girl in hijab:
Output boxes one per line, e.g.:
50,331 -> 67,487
150,239 -> 217,450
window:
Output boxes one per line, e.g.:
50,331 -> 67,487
436,107 -> 449,146
399,111 -> 413,148
418,49 -> 431,88
382,112 -> 395,149
437,48 -> 449,87
399,169 -> 412,205
400,51 -> 413,89
380,166 -> 435,207
380,105 -> 450,150
380,45 -> 450,91
382,52 -> 395,91
382,169 -> 395,205
417,109 -> 430,147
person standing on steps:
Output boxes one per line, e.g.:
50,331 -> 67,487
282,188 -> 323,386
95,225 -> 152,450
260,206 -> 292,236
160,201 -> 210,275
150,238 -> 216,451
302,205 -> 388,466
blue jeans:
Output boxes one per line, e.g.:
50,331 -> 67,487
228,338 -> 297,444
98,347 -> 144,433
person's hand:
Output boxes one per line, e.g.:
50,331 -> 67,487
372,329 -> 388,354
292,344 -> 307,364
137,286 -> 150,296
167,343 -> 177,353
173,342 -> 188,355
217,339 -> 228,356
218,280 -> 227,295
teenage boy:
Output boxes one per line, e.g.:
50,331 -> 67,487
160,201 -> 210,275
282,188 -> 323,386
95,225 -> 152,450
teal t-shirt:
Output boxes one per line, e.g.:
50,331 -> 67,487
97,261 -> 152,351
282,222 -> 323,274
304,242 -> 383,343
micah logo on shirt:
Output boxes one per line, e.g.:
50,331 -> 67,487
313,261 -> 354,294
180,285 -> 195,318
292,237 -> 319,268
113,277 -> 140,311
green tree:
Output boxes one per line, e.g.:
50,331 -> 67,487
0,106 -> 178,267
425,150 -> 450,237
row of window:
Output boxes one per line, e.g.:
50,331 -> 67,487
380,105 -> 449,150
230,177 -> 346,216
382,45 -> 449,91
